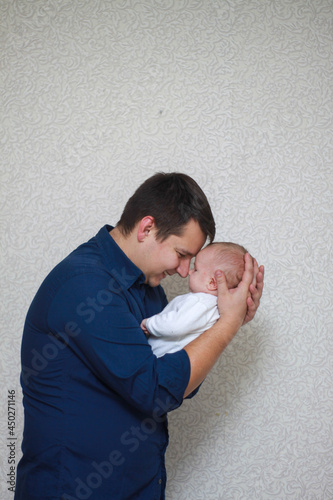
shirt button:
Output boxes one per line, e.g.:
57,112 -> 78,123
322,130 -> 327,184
158,479 -> 162,484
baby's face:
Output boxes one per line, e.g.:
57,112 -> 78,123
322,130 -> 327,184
188,246 -> 214,294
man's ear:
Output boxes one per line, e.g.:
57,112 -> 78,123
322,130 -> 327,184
137,216 -> 156,242
207,276 -> 218,291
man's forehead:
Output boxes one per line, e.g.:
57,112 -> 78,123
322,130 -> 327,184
177,237 -> 205,257
170,219 -> 206,253
176,234 -> 206,256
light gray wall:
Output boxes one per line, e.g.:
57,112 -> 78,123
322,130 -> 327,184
1,1 -> 332,498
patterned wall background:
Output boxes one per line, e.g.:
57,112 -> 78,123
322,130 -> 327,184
1,0 -> 332,498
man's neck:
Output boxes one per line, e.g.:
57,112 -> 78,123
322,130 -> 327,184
109,225 -> 123,245
109,226 -> 140,267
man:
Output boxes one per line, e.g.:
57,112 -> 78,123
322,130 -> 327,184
15,172 -> 264,500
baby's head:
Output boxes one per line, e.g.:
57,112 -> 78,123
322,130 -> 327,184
188,242 -> 248,295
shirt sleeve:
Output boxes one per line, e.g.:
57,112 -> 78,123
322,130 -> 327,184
46,273 -> 191,416
146,294 -> 215,338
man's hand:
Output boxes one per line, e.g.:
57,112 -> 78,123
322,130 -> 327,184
215,253 -> 264,330
215,253 -> 253,331
243,258 -> 264,325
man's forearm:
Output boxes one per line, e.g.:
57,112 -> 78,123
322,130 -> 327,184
183,318 -> 239,397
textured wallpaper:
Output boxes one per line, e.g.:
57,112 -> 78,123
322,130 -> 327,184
1,0 -> 332,499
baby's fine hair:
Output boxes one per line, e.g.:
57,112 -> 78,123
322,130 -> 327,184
209,242 -> 248,289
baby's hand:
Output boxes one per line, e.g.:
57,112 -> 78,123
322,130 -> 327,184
140,319 -> 150,338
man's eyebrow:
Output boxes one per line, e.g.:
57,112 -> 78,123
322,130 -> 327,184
177,248 -> 196,257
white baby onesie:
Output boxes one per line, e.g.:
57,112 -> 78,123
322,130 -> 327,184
147,292 -> 220,357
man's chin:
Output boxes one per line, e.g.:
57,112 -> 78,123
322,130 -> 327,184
147,273 -> 166,287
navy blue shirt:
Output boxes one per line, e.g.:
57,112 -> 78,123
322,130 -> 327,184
15,226 -> 192,500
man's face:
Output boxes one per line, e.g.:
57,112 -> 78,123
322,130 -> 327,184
143,219 -> 206,287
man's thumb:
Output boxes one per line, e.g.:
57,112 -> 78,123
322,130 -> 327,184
215,270 -> 228,290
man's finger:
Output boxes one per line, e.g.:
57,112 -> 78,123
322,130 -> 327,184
251,265 -> 265,296
252,258 -> 259,287
215,269 -> 228,293
242,253 -> 254,288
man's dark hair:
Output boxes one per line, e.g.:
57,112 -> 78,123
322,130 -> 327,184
117,172 -> 216,242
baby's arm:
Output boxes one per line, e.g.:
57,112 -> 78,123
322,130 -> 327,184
146,294 -> 218,339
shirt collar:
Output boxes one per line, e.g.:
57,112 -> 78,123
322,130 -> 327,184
95,225 -> 146,289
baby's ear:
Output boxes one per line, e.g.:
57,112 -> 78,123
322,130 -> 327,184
207,276 -> 218,291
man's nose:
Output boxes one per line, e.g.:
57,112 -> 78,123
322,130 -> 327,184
177,259 -> 191,278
